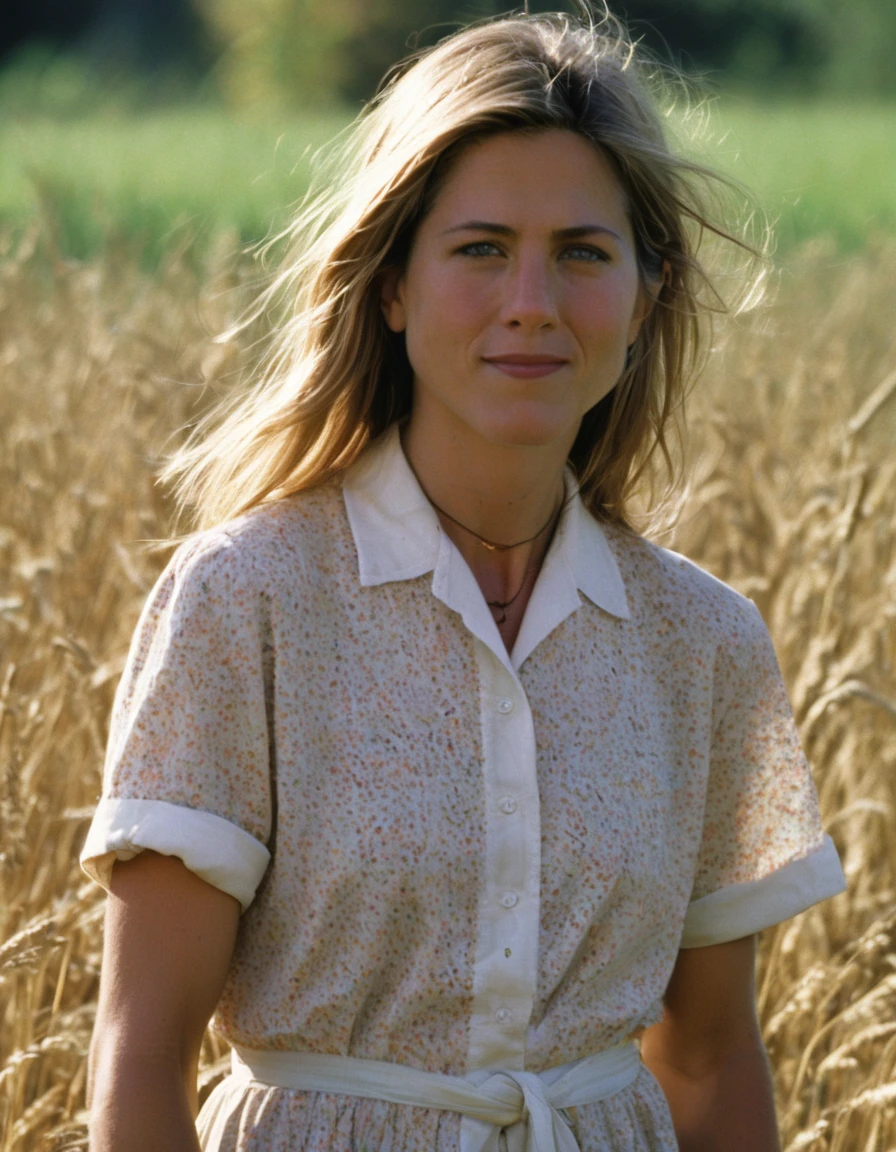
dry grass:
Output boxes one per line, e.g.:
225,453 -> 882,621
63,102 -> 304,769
1,224 -> 894,1150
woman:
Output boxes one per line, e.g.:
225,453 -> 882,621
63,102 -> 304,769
82,10 -> 845,1151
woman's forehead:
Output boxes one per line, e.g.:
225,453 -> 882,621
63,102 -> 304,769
423,130 -> 632,236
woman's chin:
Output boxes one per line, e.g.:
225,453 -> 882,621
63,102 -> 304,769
474,412 -> 581,453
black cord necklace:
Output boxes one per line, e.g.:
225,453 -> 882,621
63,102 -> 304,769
424,492 -> 560,552
424,492 -> 562,624
484,567 -> 531,624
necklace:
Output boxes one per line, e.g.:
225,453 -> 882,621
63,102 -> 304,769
424,493 -> 560,552
485,567 -> 530,625
424,492 -> 563,625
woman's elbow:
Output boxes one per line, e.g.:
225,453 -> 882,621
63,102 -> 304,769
88,1026 -> 201,1152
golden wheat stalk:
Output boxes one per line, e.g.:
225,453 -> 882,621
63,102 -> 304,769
1,227 -> 894,1150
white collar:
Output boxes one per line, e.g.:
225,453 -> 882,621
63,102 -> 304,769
342,426 -> 630,670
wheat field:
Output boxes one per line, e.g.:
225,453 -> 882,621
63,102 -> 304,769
1,223 -> 894,1150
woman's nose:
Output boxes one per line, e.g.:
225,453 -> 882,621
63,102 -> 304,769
499,257 -> 558,329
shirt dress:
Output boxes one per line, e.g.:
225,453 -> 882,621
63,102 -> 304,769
81,425 -> 846,1151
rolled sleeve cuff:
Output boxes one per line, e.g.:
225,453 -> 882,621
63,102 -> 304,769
80,797 -> 271,913
680,834 -> 846,949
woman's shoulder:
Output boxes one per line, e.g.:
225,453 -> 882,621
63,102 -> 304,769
160,482 -> 352,597
602,523 -> 766,644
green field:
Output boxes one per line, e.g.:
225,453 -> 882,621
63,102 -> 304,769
0,106 -> 347,260
0,96 -> 893,259
707,96 -> 895,250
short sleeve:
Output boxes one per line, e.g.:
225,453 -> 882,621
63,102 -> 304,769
80,532 -> 272,912
680,601 -> 845,947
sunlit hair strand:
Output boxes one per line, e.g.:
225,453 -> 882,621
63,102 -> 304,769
165,6 -> 767,532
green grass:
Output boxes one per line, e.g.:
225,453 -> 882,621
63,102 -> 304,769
708,96 -> 896,250
0,106 -> 349,261
0,95 -> 893,259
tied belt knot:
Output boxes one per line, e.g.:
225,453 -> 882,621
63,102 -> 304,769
461,1066 -> 579,1150
229,1041 -> 641,1151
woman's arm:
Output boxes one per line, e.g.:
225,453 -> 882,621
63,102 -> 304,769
640,935 -> 781,1152
89,850 -> 241,1152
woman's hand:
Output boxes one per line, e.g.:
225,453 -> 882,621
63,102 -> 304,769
88,851 -> 240,1152
640,935 -> 781,1152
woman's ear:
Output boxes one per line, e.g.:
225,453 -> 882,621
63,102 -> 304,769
379,267 -> 407,333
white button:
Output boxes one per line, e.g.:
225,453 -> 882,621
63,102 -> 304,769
498,796 -> 518,815
495,1008 -> 512,1024
496,698 -> 514,714
500,892 -> 519,909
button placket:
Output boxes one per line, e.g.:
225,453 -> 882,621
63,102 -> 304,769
467,651 -> 541,1070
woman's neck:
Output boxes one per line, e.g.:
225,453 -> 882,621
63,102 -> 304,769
401,416 -> 570,650
401,418 -> 569,551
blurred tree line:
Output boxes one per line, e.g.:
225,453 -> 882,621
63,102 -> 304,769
194,0 -> 896,106
3,0 -> 895,107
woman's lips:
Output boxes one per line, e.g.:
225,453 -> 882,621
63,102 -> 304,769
483,355 -> 569,379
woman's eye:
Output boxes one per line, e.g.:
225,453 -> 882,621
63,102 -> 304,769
561,245 -> 611,263
457,241 -> 502,257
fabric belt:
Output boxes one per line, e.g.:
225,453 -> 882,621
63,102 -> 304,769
230,1041 -> 641,1152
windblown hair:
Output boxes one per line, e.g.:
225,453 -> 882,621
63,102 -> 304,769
167,6 -> 765,530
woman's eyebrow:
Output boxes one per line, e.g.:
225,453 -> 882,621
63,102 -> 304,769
441,221 -> 624,242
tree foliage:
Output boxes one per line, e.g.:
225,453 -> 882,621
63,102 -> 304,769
194,0 -> 896,107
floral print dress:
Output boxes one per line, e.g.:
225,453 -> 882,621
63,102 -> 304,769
82,426 -> 845,1150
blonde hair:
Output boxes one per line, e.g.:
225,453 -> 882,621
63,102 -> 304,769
168,8 -> 764,530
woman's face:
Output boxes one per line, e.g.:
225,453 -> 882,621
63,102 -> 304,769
381,129 -> 651,457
